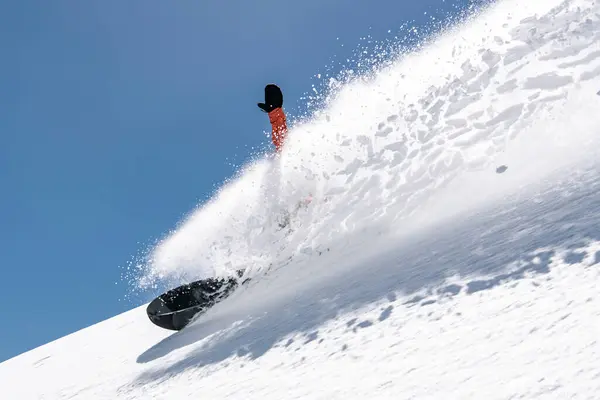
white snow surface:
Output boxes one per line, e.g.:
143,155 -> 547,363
4,0 -> 600,398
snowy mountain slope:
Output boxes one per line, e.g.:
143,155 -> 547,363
3,161 -> 600,399
3,0 -> 600,398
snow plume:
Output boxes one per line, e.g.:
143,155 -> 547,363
136,0 -> 600,292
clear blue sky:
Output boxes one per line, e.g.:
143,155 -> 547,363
0,0 -> 479,362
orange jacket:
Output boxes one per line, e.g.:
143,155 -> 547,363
268,107 -> 287,153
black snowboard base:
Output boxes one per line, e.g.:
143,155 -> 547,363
146,269 -> 248,331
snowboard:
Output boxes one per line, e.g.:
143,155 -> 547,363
146,269 -> 249,331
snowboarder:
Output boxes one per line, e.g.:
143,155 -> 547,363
258,84 -> 288,153
258,84 -> 312,229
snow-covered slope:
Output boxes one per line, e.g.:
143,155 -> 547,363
4,0 -> 600,398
